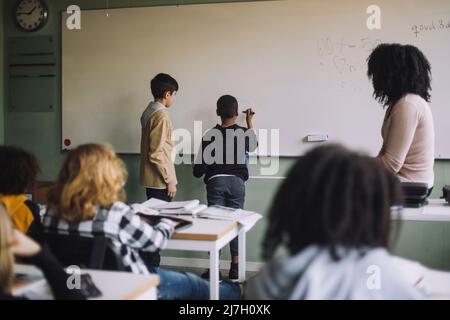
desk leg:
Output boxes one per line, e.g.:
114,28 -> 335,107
238,228 -> 246,282
209,248 -> 220,300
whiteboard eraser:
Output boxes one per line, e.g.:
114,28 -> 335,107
306,134 -> 329,142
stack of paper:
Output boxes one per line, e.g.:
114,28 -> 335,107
130,203 -> 159,216
198,205 -> 262,229
136,199 -> 207,216
133,199 -> 262,229
161,204 -> 208,215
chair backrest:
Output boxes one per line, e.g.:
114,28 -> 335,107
41,232 -> 126,271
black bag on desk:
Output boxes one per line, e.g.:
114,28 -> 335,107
401,182 -> 429,208
79,273 -> 102,298
443,185 -> 450,204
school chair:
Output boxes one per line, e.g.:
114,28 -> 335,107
41,232 -> 126,271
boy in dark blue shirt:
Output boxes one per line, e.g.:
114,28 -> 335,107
193,95 -> 257,281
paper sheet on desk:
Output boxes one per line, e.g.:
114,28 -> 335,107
142,198 -> 200,210
161,204 -> 208,215
133,200 -> 206,215
199,206 -> 262,230
134,200 -> 263,229
131,203 -> 159,216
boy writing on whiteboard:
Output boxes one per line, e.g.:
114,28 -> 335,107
193,95 -> 258,281
140,73 -> 178,269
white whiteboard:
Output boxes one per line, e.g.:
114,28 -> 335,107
62,0 -> 450,157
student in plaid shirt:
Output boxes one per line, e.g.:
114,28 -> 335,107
43,201 -> 173,275
42,144 -> 240,300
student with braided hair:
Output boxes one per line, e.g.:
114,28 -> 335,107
245,144 -> 425,300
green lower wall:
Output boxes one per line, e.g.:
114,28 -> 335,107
391,221 -> 450,270
3,0 -> 450,270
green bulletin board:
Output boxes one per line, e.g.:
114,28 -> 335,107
8,36 -> 56,112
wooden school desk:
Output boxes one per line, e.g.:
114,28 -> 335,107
166,217 -> 255,300
12,264 -> 159,300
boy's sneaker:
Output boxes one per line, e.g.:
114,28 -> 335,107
228,263 -> 239,282
201,269 -> 223,282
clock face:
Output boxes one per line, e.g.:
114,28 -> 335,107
15,0 -> 48,32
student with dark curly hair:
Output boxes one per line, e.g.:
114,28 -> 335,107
245,145 -> 425,299
367,43 -> 435,189
0,146 -> 42,236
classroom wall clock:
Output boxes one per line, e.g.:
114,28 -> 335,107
14,0 -> 49,32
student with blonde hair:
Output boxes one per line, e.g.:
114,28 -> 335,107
43,143 -> 240,300
0,204 -> 85,300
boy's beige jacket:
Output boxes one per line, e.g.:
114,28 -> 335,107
140,108 -> 177,188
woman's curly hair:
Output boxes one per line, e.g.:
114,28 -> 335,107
367,43 -> 432,107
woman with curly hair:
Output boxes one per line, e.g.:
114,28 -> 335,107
367,43 -> 435,189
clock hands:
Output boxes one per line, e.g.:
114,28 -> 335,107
29,6 -> 38,15
16,6 -> 38,16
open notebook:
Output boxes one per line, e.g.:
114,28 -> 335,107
131,202 -> 193,230
136,198 -> 207,215
132,200 -> 262,228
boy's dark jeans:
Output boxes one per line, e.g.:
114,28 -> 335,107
141,188 -> 173,269
206,176 -> 245,257
146,188 -> 173,202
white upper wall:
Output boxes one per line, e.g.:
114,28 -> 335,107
62,0 -> 450,157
